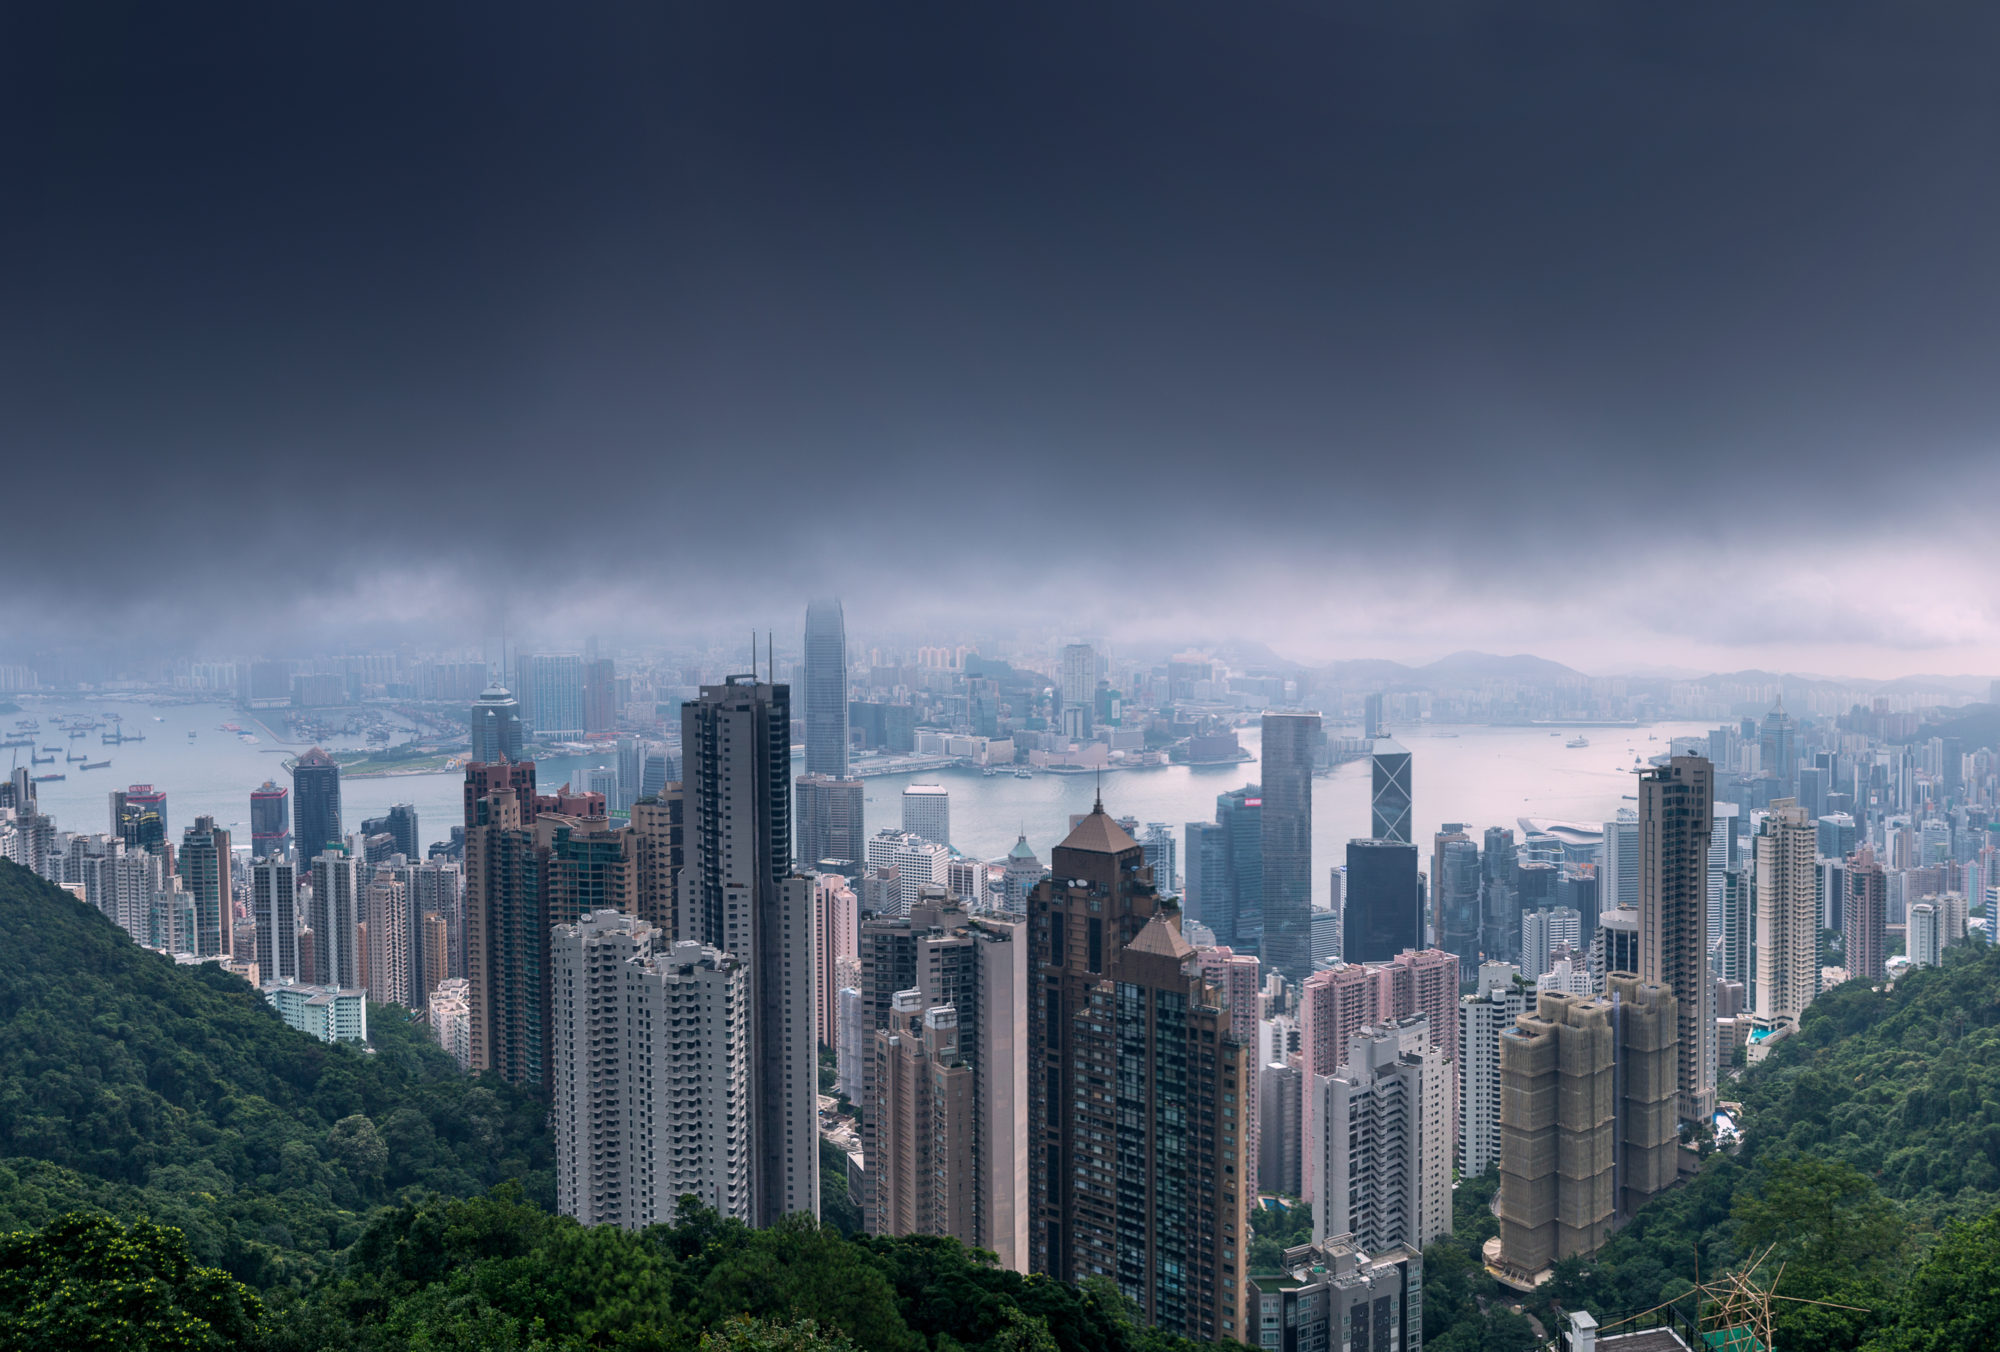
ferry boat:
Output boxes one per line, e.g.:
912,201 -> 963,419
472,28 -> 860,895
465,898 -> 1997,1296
1013,767 -> 1033,779
80,760 -> 110,770
31,773 -> 65,783
1566,736 -> 1590,749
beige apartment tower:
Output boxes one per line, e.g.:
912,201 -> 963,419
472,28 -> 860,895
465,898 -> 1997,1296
1492,975 -> 1678,1284
1753,799 -> 1819,1027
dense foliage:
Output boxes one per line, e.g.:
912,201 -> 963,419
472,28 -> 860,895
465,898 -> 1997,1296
0,860 -> 552,1290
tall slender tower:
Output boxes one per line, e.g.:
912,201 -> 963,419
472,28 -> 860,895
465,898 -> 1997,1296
291,748 -> 344,867
251,780 -> 291,861
1638,755 -> 1714,1123
1028,802 -> 1251,1343
1753,799 -> 1818,1026
1260,711 -> 1319,982
804,600 -> 850,778
1845,846 -> 1888,980
1370,739 -> 1412,844
178,816 -> 232,958
681,677 -> 819,1226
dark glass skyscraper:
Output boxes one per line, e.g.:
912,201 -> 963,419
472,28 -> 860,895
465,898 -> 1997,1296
251,780 -> 290,860
1259,710 -> 1319,982
1431,824 -> 1481,978
112,784 -> 169,855
803,599 -> 849,778
1211,786 -> 1262,952
292,746 -> 344,866
361,803 -> 419,860
1343,837 -> 1421,963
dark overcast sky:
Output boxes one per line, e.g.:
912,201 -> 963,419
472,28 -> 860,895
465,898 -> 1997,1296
5,3 -> 1999,672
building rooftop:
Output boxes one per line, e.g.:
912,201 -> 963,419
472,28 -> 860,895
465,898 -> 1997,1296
1057,802 -> 1139,855
1128,912 -> 1193,960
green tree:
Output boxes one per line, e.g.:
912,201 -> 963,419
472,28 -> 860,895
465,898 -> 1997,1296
702,1316 -> 861,1351
1732,1158 -> 1909,1279
0,1212 -> 265,1351
1865,1207 -> 2000,1352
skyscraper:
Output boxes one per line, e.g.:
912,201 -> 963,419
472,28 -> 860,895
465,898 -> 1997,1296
901,783 -> 951,846
367,876 -> 413,1007
1638,755 -> 1715,1123
803,599 -> 850,778
360,803 -> 419,861
308,848 -> 363,991
582,657 -> 616,734
1759,698 -> 1797,796
680,677 -> 818,1226
1307,1017 -> 1453,1254
178,816 -> 232,957
1481,827 -> 1518,965
1600,809 -> 1638,911
1370,739 -> 1412,845
251,856 -> 300,983
112,784 -> 168,855
516,654 -> 585,740
464,761 -> 546,1085
292,747 -> 344,867
1344,839 -> 1422,964
1059,642 -> 1095,741
1459,962 -> 1526,1178
251,780 -> 290,860
814,872 -> 859,1049
469,682 -> 524,764
551,912 -> 751,1227
1028,803 -> 1251,1342
1753,799 -> 1817,1027
1432,825 -> 1481,979
1260,710 -> 1319,982
1845,846 -> 1888,980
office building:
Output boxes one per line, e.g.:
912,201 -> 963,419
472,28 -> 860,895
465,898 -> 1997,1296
1759,699 -> 1797,796
516,653 -> 586,740
1205,787 -> 1263,953
1261,711 -> 1319,983
1600,810 -> 1639,911
1845,847 -> 1888,980
360,803 -> 419,862
864,830 -> 952,915
1059,643 -> 1094,740
1432,825 -> 1481,979
815,871 -> 859,1047
251,857 -> 300,984
1258,1059 -> 1303,1197
178,816 -> 232,958
112,784 -> 169,855
1000,834 -> 1042,915
794,773 -> 863,872
1028,803 -> 1251,1342
1459,962 -> 1526,1178
1247,1237 -> 1423,1352
1817,812 -> 1858,863
679,677 -> 818,1226
901,783 -> 951,846
266,982 -> 368,1043
1481,828 -> 1519,965
1311,907 -> 1340,966
856,894 -> 1028,1269
1492,977 -> 1679,1284
469,682 -> 525,764
1638,756 -> 1715,1123
1307,1017 -> 1452,1254
292,747 -> 344,867
582,657 -> 616,735
551,912 -> 751,1227
1370,739 -> 1412,845
1753,799 -> 1818,1027
804,599 -> 851,779
251,780 -> 290,861
1344,839 -> 1421,964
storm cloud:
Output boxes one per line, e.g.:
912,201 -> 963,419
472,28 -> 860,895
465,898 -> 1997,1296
4,2 -> 1999,674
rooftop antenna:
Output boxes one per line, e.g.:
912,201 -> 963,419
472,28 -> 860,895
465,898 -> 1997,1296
1094,767 -> 1103,813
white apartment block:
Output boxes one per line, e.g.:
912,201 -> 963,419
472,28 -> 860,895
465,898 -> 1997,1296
865,830 -> 952,915
1460,962 -> 1525,1179
552,911 -> 751,1229
1309,1016 -> 1453,1255
901,784 -> 951,847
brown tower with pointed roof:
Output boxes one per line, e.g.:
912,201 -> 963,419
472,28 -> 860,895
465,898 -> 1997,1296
1028,800 -> 1252,1343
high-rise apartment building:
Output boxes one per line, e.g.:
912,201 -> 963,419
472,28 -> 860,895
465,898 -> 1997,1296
1753,799 -> 1818,1027
1845,847 -> 1888,980
679,677 -> 818,1226
551,912 -> 751,1227
251,857 -> 300,983
1491,977 -> 1679,1284
292,748 -> 344,867
1028,804 -> 1251,1342
1458,962 -> 1526,1178
308,848 -> 363,991
469,682 -> 525,765
1260,711 -> 1319,983
1307,1017 -> 1452,1255
178,816 -> 232,958
1059,643 -> 1095,741
1247,1238 -> 1424,1352
1370,739 -> 1412,845
464,763 -> 546,1085
630,789 -> 684,935
1344,839 -> 1421,964
871,994 -> 978,1248
1908,901 -> 1943,968
251,780 -> 290,861
804,599 -> 850,779
367,876 -> 413,1007
112,784 -> 169,855
815,871 -> 858,1048
1518,906 -> 1582,981
796,774 -> 865,871
901,783 -> 951,846
1638,756 -> 1715,1123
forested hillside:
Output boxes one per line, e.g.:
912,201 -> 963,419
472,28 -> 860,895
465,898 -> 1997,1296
0,859 -> 552,1288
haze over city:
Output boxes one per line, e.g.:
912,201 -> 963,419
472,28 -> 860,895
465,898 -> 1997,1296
7,6 -> 2000,1352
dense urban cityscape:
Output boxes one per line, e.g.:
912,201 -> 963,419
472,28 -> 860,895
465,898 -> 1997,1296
6,609 -> 2000,1350
8,4 -> 2000,1350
